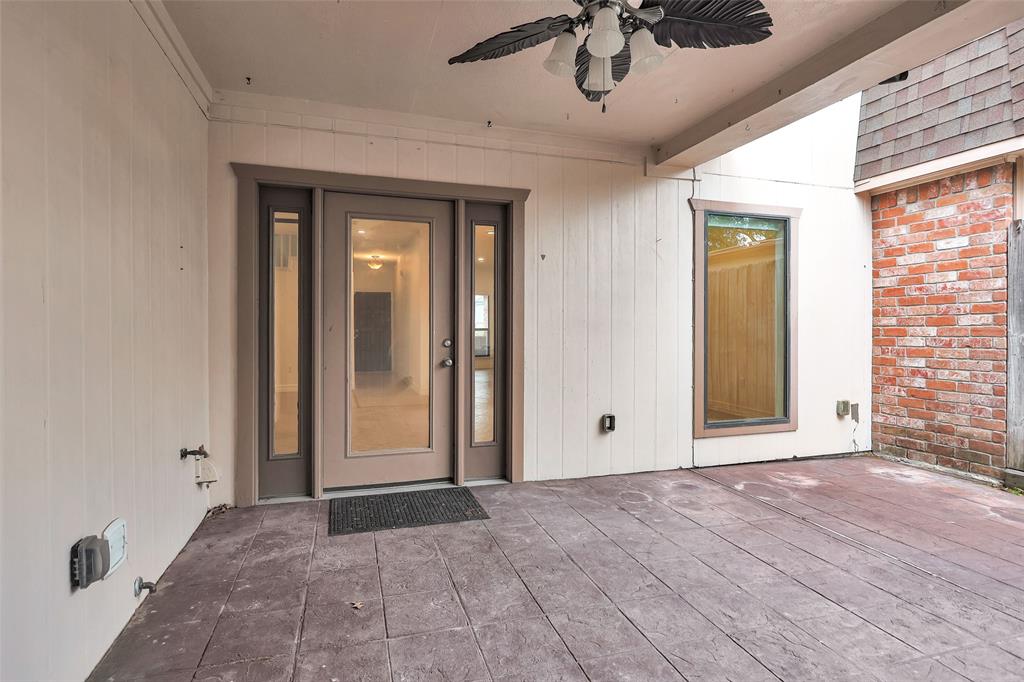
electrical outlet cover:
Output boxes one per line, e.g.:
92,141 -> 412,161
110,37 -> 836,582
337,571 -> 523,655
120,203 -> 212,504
196,458 -> 220,484
102,518 -> 127,577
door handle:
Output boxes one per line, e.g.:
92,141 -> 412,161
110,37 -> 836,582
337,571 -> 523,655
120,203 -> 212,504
441,357 -> 454,368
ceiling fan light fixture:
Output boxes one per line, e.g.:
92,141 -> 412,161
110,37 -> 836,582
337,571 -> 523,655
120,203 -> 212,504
447,0 -> 773,105
587,6 -> 624,58
629,27 -> 663,75
586,55 -> 613,92
543,30 -> 577,78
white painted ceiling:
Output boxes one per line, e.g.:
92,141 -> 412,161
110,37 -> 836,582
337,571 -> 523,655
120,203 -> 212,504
352,218 -> 424,263
165,0 -> 900,146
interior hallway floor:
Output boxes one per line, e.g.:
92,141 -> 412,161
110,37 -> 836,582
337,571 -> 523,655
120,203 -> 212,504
89,455 -> 1024,681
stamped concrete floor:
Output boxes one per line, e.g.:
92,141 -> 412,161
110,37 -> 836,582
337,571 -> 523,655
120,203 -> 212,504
89,455 -> 1024,681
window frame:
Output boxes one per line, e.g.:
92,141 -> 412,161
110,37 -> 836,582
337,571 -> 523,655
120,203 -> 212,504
690,199 -> 801,439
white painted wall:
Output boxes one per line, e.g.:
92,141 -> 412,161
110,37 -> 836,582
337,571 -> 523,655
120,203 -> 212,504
692,95 -> 874,466
205,92 -> 870,502
0,2 -> 210,680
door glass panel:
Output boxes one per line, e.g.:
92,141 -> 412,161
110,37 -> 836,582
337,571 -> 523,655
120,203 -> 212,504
272,210 -> 300,457
705,213 -> 788,425
473,223 -> 496,444
350,218 -> 431,453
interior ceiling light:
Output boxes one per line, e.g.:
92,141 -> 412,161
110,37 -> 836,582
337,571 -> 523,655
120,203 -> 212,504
449,0 -> 773,107
367,255 -> 384,270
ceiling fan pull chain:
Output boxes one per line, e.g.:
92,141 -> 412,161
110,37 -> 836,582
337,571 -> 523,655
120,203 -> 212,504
602,99 -> 607,114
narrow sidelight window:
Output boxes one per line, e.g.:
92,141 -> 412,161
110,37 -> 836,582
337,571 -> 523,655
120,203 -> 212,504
259,185 -> 313,499
473,222 -> 497,444
464,203 -> 506,479
692,201 -> 799,437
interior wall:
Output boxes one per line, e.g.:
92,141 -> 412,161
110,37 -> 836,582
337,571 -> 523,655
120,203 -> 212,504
272,219 -> 300,393
692,95 -> 874,466
395,230 -> 430,395
474,242 -> 496,371
353,263 -> 396,376
0,2 -> 210,680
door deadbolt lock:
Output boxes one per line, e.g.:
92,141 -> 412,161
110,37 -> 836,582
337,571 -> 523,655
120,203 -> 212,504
442,338 -> 453,348
441,357 -> 454,368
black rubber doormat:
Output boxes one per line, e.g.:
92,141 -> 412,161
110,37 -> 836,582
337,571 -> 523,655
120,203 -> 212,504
328,486 -> 489,535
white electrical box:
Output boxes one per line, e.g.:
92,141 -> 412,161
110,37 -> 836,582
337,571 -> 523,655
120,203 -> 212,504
101,518 -> 127,577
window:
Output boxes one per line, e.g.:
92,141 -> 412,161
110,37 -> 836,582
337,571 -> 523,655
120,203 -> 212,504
474,295 -> 490,357
691,200 -> 799,437
473,222 -> 498,444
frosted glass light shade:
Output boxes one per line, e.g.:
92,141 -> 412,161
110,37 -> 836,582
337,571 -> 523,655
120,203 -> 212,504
587,6 -> 624,58
543,31 -> 577,78
629,27 -> 663,75
586,55 -> 613,92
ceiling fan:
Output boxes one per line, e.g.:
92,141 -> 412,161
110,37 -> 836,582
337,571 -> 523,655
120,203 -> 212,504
449,0 -> 773,108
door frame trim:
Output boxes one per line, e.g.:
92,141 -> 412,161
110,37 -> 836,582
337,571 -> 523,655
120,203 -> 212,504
233,163 -> 530,506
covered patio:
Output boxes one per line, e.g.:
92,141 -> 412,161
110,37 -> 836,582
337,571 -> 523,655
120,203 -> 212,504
90,456 -> 1024,681
8,1 -> 1024,680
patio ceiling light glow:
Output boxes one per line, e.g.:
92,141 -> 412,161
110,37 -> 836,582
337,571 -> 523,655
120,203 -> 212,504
449,0 -> 774,107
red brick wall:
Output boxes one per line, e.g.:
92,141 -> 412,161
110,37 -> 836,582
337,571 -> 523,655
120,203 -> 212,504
871,163 -> 1012,480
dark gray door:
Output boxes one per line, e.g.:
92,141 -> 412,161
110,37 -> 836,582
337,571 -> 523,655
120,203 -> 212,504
354,292 -> 392,372
258,186 -> 313,498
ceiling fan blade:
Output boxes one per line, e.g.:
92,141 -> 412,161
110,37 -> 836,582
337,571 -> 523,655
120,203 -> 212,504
449,15 -> 575,64
631,5 -> 666,25
640,0 -> 772,49
574,35 -> 632,102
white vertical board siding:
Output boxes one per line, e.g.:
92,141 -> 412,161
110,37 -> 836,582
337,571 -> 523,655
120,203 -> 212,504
633,177 -> 660,473
656,179 -> 682,470
610,165 -> 637,474
207,108 -> 696,499
0,5 -> 5,673
510,152 -> 540,481
535,155 -> 565,480
587,161 -> 613,477
561,158 -> 590,479
0,2 -> 210,681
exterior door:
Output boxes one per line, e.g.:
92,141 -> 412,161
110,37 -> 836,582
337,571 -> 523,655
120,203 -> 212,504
258,186 -> 313,498
322,192 -> 456,488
